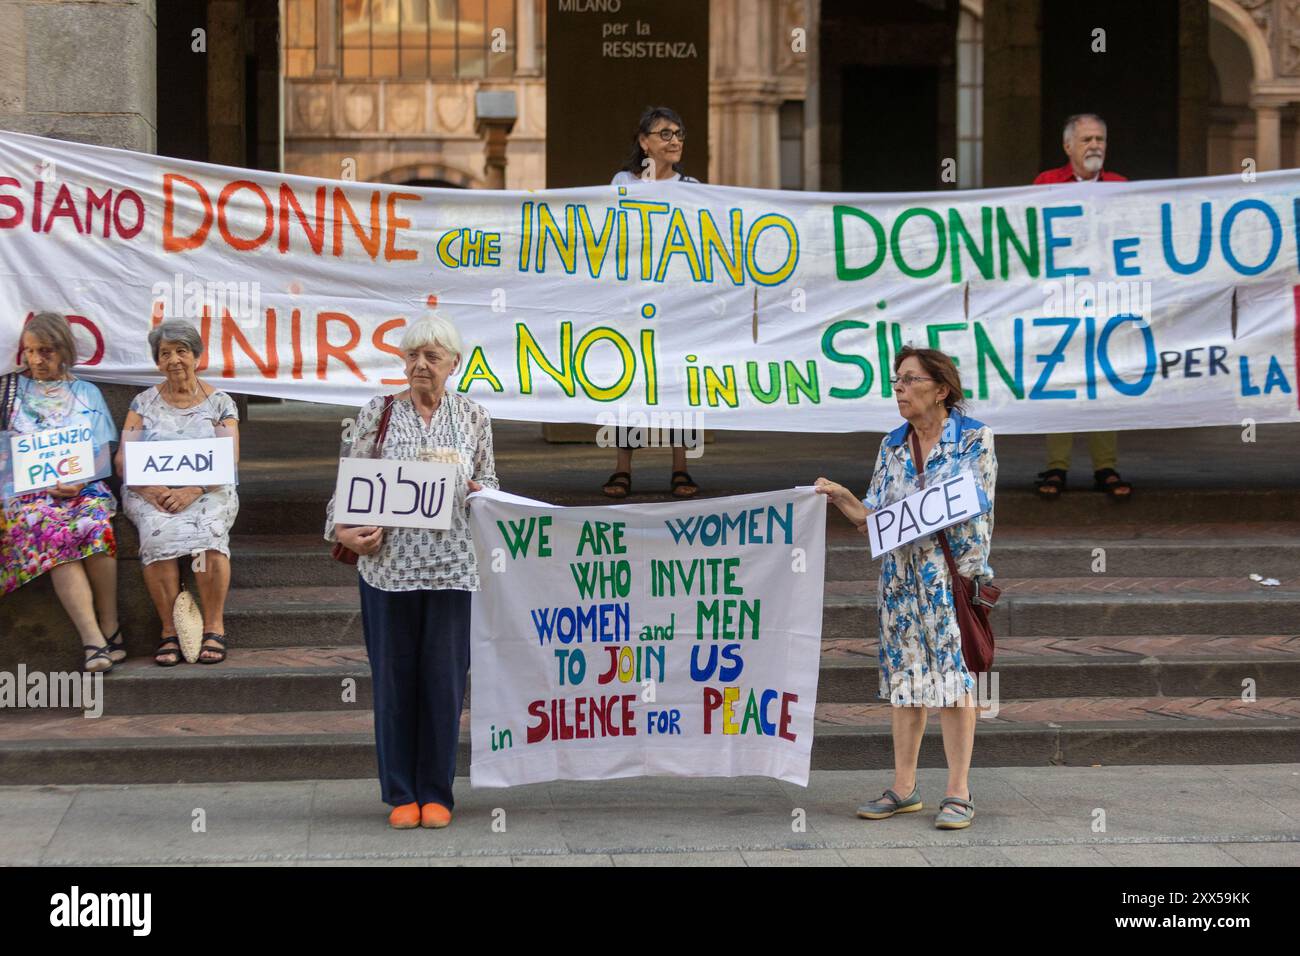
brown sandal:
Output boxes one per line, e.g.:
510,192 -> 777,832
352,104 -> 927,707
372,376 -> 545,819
198,632 -> 227,664
670,471 -> 700,498
602,471 -> 632,499
155,636 -> 182,667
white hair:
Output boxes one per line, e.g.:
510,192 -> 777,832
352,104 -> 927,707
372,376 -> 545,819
1063,113 -> 1106,144
399,311 -> 464,360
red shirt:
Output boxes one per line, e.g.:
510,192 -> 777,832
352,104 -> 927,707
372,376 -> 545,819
1033,162 -> 1127,184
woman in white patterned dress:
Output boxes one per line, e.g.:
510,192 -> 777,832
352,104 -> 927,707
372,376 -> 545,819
816,347 -> 997,831
325,312 -> 498,830
116,320 -> 240,666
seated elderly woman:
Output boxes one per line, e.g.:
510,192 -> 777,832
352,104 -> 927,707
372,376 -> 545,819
114,319 -> 240,666
1,312 -> 123,672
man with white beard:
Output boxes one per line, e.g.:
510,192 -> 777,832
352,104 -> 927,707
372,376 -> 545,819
1032,113 -> 1134,502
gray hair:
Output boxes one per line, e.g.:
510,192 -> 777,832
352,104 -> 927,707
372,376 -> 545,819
148,319 -> 204,363
399,312 -> 464,361
1063,113 -> 1106,144
23,311 -> 78,372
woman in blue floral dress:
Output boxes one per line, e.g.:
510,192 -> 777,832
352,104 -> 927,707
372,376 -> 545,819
817,347 -> 997,830
1,313 -> 123,673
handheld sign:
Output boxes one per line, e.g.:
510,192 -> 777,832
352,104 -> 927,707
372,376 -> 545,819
10,419 -> 98,494
334,458 -> 457,530
867,469 -> 986,558
124,437 -> 236,486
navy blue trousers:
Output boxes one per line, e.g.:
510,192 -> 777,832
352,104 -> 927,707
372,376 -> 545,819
358,577 -> 471,808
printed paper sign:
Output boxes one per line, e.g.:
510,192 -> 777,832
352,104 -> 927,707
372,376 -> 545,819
333,457 -> 457,530
467,487 -> 827,788
124,437 -> 236,486
867,469 -> 986,558
10,420 -> 97,494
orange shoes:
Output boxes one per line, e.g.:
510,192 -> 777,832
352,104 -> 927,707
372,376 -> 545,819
387,802 -> 452,828
388,802 -> 420,829
421,803 -> 452,829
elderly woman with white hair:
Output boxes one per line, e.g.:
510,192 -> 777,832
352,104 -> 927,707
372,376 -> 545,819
325,313 -> 499,830
116,319 -> 240,667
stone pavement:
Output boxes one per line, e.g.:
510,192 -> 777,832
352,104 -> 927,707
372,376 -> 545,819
4,765 -> 1297,866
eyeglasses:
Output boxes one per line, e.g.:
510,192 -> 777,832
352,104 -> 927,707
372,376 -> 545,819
651,128 -> 687,142
889,375 -> 935,388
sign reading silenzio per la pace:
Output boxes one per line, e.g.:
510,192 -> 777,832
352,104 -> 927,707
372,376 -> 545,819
1,129 -> 1298,433
8,419 -> 97,494
467,488 -> 827,787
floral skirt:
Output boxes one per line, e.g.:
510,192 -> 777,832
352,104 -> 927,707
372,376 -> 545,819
0,481 -> 118,595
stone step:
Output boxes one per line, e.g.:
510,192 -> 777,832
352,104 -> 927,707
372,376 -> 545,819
225,488 -> 1300,538
1,696 -> 1295,785
29,637 -> 1299,716
208,578 -> 1297,647
7,566 -> 1297,673
216,525 -> 1300,588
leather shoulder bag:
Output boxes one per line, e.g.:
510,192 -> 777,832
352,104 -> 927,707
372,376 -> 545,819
909,426 -> 1000,673
330,395 -> 395,565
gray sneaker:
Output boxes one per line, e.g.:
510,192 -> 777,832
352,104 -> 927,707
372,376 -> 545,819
856,786 -> 922,819
934,794 -> 975,829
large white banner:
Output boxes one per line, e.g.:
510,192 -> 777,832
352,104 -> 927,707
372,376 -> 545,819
1,130 -> 1298,432
467,487 -> 826,787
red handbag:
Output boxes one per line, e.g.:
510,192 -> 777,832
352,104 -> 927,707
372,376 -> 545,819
909,427 -> 1000,673
330,396 -> 395,565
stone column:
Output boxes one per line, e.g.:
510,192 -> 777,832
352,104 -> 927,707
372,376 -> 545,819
981,0 -> 1040,186
0,0 -> 157,150
1253,102 -> 1282,170
517,0 -> 540,77
1177,0 -> 1209,177
710,0 -> 783,187
316,0 -> 339,75
207,0 -> 245,167
802,0 -> 820,191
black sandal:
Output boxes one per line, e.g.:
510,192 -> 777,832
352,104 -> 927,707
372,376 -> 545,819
199,632 -> 228,664
602,471 -> 632,499
670,471 -> 700,499
103,626 -> 127,663
1093,468 -> 1133,499
155,636 -> 182,667
1035,469 -> 1067,499
82,644 -> 114,674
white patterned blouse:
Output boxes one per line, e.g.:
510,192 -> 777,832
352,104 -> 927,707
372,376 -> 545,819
324,391 -> 498,593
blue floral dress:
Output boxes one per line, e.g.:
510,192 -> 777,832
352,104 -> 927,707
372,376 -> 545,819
861,409 -> 997,707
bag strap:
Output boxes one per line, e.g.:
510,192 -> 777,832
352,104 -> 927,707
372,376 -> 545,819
0,372 -> 18,431
909,425 -> 964,587
371,395 -> 394,459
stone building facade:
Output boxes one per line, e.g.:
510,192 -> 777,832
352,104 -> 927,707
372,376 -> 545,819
5,1 -> 1300,190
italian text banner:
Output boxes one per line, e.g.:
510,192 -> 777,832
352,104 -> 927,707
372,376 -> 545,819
467,487 -> 826,787
1,130 -> 1298,432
